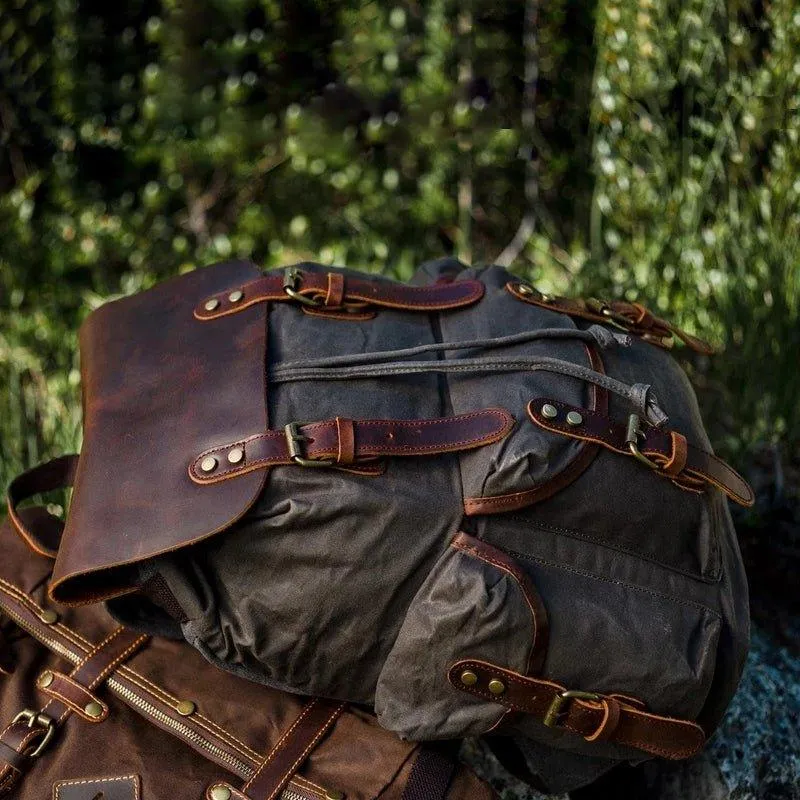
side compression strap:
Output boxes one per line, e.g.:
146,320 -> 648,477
402,742 -> 459,800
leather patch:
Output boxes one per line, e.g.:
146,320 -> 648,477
53,775 -> 140,800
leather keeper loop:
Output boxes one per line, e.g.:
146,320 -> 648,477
335,417 -> 356,465
663,431 -> 689,477
325,272 -> 345,308
37,672 -> 109,723
584,696 -> 621,743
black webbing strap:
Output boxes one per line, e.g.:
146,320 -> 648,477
401,742 -> 459,800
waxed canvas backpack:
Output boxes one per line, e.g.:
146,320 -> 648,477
7,258 -> 753,793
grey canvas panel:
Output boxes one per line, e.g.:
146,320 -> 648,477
430,265 -> 595,500
375,541 -> 535,739
164,456 -> 463,702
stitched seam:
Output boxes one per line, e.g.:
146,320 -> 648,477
464,444 -> 599,510
88,633 -> 149,690
452,539 -> 539,672
499,510 -> 721,584
506,547 -> 721,615
50,672 -> 101,703
0,580 -> 91,652
0,727 -> 43,772
55,775 -> 139,800
113,669 -> 260,762
292,775 -> 330,794
265,704 -> 344,800
41,683 -> 107,721
244,700 -> 319,791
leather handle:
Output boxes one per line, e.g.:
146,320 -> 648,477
6,455 -> 79,559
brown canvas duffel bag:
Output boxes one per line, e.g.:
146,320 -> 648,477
0,515 -> 497,800
7,258 -> 753,793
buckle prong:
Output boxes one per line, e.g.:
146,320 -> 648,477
283,268 -> 323,308
625,414 -> 661,470
12,709 -> 56,758
543,690 -> 602,728
284,421 -> 335,468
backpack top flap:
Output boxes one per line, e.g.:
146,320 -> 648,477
50,259 -> 268,604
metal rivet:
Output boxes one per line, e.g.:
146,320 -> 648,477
204,298 -> 221,312
325,792 -> 345,800
488,679 -> 506,696
227,447 -> 244,465
460,670 -> 478,687
566,411 -> 583,426
39,609 -> 58,625
84,701 -> 104,719
210,787 -> 232,800
38,671 -> 55,689
517,283 -> 534,296
176,700 -> 196,716
228,290 -> 244,303
200,456 -> 218,473
541,403 -> 558,419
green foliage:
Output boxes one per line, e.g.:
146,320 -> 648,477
0,0 -> 797,493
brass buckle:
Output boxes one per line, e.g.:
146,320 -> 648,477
284,421 -> 335,468
543,690 -> 601,728
586,298 -> 630,332
283,268 -> 323,308
625,414 -> 661,470
12,709 -> 57,758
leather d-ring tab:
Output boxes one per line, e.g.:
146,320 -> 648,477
325,272 -> 346,308
527,399 -> 754,507
335,417 -> 356,465
506,281 -> 716,354
584,696 -> 621,742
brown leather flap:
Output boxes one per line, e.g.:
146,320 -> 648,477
50,261 -> 268,604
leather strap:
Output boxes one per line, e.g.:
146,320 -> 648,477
241,698 -> 346,800
0,571 -> 337,795
189,409 -> 514,484
527,399 -> 754,507
6,454 -> 78,558
0,624 -> 147,796
0,573 -> 258,781
0,720 -> 44,794
448,659 -> 706,760
507,282 -> 716,354
195,270 -> 485,319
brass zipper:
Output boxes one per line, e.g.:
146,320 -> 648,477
1,591 -> 340,800
108,679 -> 253,775
280,788 -> 326,800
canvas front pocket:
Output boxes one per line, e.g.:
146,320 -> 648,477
374,531 -> 547,741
